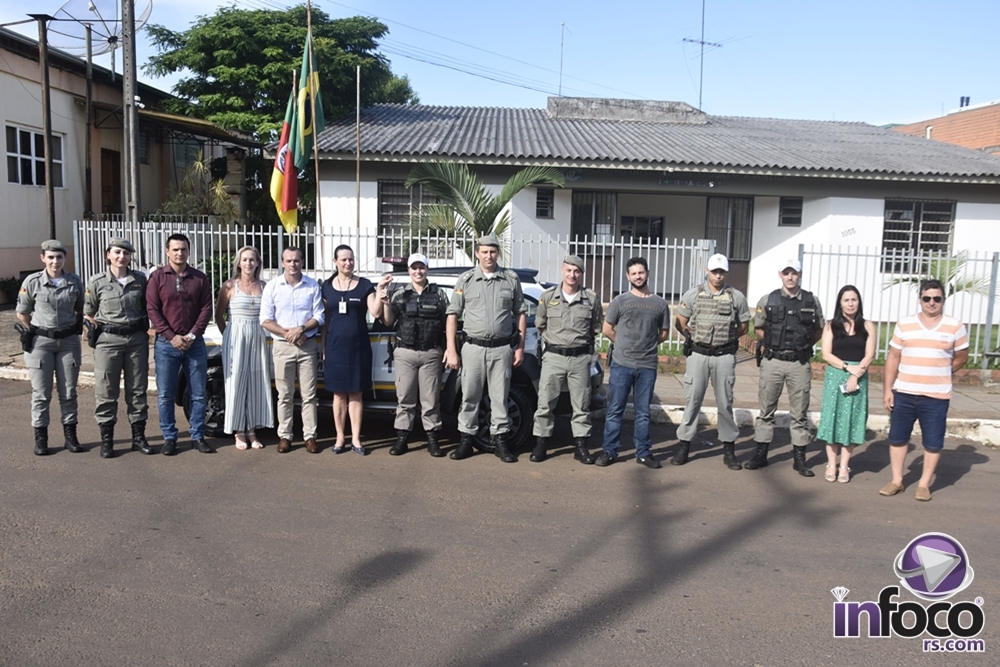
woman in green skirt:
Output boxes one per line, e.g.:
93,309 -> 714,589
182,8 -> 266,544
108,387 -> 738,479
817,285 -> 876,483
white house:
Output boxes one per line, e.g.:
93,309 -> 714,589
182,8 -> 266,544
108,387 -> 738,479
311,97 -> 1000,310
1,27 -> 255,277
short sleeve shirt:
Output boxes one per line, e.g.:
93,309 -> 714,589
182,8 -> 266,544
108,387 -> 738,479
889,313 -> 969,400
446,266 -> 526,339
17,270 -> 84,329
605,291 -> 670,370
676,282 -> 750,347
536,284 -> 603,348
85,270 -> 147,326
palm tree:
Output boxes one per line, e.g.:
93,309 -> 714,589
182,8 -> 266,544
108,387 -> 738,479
405,162 -> 565,260
882,250 -> 991,296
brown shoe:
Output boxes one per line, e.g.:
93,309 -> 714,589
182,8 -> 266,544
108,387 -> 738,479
879,481 -> 905,497
277,438 -> 292,453
305,438 -> 320,454
915,486 -> 932,502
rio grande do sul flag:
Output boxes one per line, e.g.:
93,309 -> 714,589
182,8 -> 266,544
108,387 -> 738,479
270,90 -> 298,234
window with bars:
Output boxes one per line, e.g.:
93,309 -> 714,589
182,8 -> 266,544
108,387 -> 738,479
536,187 -> 554,219
705,197 -> 753,261
570,191 -> 616,257
6,125 -> 63,188
880,199 -> 955,273
620,216 -> 663,241
377,180 -> 442,257
779,197 -> 803,226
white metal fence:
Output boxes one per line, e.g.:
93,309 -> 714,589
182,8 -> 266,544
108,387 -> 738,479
73,217 -> 715,348
799,245 -> 1000,368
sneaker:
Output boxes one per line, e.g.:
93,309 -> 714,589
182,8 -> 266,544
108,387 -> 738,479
637,455 -> 662,469
594,452 -> 616,467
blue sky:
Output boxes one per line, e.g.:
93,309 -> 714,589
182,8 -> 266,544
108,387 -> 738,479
3,0 -> 998,125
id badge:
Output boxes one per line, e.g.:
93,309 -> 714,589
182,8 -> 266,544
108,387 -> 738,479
339,300 -> 347,314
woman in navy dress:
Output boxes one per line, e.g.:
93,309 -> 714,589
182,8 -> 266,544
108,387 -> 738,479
322,245 -> 391,455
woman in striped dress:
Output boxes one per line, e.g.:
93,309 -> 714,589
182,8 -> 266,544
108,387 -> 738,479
215,246 -> 274,449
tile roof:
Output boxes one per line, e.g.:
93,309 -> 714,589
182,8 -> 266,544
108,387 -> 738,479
315,103 -> 1000,181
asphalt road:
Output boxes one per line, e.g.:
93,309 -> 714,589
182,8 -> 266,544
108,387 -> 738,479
1,380 -> 997,666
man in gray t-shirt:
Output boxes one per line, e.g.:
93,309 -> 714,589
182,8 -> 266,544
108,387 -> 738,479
596,257 -> 671,469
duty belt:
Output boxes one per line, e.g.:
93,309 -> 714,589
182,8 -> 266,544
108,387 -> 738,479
395,341 -> 442,352
35,325 -> 78,339
100,320 -> 147,336
691,341 -> 738,357
467,336 -> 514,349
765,348 -> 808,362
545,344 -> 591,357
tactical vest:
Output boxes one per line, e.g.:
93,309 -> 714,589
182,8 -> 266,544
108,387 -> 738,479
689,284 -> 738,346
393,284 -> 446,351
762,289 -> 818,352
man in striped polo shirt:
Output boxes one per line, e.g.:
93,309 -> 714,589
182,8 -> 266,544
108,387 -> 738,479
880,279 -> 969,501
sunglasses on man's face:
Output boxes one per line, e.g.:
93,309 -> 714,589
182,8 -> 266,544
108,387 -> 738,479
922,295 -> 943,303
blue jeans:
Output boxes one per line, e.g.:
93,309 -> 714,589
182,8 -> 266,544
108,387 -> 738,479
155,335 -> 207,441
888,390 -> 950,452
602,360 -> 657,460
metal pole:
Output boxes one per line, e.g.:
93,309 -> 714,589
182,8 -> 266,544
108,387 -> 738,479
84,24 -> 94,217
122,0 -> 141,224
982,252 -> 999,372
29,15 -> 56,239
306,2 -> 323,272
355,64 -> 361,230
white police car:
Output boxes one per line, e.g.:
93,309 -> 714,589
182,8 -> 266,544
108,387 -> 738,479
183,267 -> 606,451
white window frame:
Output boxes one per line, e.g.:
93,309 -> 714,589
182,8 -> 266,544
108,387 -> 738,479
6,125 -> 64,188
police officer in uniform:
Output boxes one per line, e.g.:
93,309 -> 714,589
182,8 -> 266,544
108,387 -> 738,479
382,253 -> 450,457
748,258 -> 825,475
84,238 -> 153,459
529,255 -> 602,465
672,253 -> 750,469
16,240 -> 85,456
445,235 -> 527,463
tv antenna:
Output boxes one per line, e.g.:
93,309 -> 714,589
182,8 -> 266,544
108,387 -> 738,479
683,0 -> 721,110
48,0 -> 153,78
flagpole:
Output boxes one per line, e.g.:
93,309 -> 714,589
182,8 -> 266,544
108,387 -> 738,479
306,1 -> 324,273
355,64 -> 361,231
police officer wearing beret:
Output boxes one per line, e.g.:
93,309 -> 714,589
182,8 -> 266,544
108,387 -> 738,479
672,253 -> 750,469
16,240 -> 85,456
84,238 -> 153,458
382,253 -> 450,457
748,258 -> 825,475
529,255 -> 602,465
445,235 -> 527,463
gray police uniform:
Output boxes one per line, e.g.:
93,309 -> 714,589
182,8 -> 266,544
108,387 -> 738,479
447,265 -> 526,436
85,269 -> 149,426
675,282 -> 750,443
753,289 -> 825,446
17,270 -> 84,428
390,283 -> 449,432
532,284 -> 602,439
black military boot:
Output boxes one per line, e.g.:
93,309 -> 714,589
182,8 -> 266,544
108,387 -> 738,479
131,421 -> 155,455
99,423 -> 115,459
494,434 -> 517,463
33,427 -> 49,456
744,442 -> 770,470
450,434 -> 474,460
390,430 -> 409,456
670,440 -> 691,466
792,446 -> 815,477
426,430 -> 444,457
64,423 -> 84,453
573,438 -> 595,465
722,441 -> 742,470
529,436 -> 547,463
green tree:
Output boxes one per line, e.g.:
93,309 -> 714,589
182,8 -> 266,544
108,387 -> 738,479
405,163 -> 565,259
143,5 -> 418,137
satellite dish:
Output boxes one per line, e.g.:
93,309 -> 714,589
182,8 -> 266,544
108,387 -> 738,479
47,0 -> 153,75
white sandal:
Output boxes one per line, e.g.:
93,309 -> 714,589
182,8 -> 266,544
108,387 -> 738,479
838,466 -> 851,484
824,464 -> 836,482
235,432 -> 249,451
249,431 -> 263,449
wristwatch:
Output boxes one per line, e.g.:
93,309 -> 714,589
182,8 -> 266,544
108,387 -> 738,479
842,363 -> 849,372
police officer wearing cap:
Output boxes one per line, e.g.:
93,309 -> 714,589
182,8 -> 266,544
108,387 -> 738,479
16,240 -> 85,456
529,255 -> 602,465
84,238 -> 153,458
748,258 -> 825,475
444,234 -> 527,463
672,253 -> 750,469
382,253 -> 450,457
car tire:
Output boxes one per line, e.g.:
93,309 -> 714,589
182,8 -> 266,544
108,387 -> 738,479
182,366 -> 226,438
471,384 -> 535,453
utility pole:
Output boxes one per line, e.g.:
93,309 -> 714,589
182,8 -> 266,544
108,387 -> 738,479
84,23 -> 93,217
28,14 -> 56,239
121,0 -> 141,224
683,0 -> 722,110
